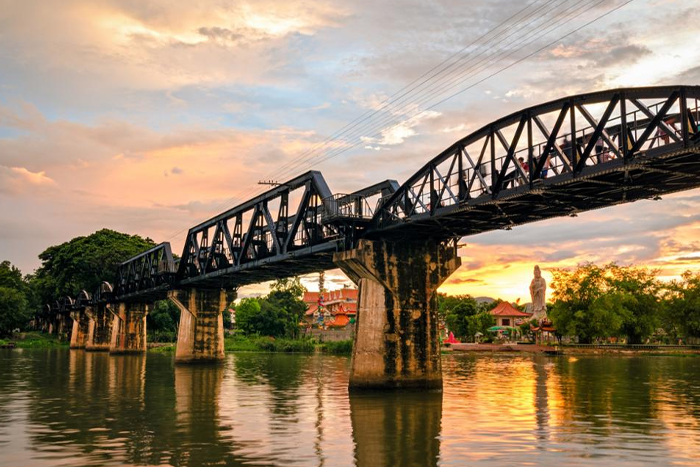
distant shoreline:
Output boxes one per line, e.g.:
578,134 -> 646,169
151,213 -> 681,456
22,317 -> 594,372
448,343 -> 700,355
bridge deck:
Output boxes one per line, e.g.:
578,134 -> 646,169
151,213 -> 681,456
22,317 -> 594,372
47,86 -> 700,308
375,144 -> 700,239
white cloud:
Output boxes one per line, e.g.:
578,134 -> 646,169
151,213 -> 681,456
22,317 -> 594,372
0,166 -> 56,195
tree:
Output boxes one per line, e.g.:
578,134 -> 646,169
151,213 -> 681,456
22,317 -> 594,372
234,297 -> 261,335
147,300 -> 180,342
0,261 -> 31,336
444,298 -> 478,339
549,263 -> 663,344
31,229 -> 155,307
606,264 -> 662,344
549,263 -> 625,344
667,271 -> 700,341
464,311 -> 496,340
234,277 -> 308,338
235,297 -> 285,336
439,294 -> 486,341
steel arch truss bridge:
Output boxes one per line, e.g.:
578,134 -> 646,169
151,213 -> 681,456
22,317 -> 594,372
46,86 -> 700,307
371,86 -> 700,238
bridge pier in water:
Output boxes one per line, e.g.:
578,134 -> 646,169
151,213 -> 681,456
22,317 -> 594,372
109,302 -> 148,354
335,238 -> 460,390
85,304 -> 113,351
69,309 -> 91,349
169,288 -> 234,364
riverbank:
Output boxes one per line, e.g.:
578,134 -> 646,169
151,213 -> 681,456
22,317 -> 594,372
1,332 -> 69,349
147,335 -> 353,354
449,342 -> 700,356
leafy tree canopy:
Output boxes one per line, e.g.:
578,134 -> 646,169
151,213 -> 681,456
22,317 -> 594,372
0,261 -> 31,336
550,263 -> 662,344
667,271 -> 700,339
234,277 -> 307,338
32,229 -> 155,306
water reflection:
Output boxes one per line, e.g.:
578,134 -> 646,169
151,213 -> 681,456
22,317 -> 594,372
2,350 -> 700,466
350,391 -> 441,467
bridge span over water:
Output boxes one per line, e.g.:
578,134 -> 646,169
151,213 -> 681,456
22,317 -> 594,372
44,85 -> 700,389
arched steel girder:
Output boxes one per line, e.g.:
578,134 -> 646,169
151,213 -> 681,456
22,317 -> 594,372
370,85 -> 700,238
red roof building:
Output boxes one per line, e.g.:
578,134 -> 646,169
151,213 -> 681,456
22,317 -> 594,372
303,287 -> 358,329
489,302 -> 532,327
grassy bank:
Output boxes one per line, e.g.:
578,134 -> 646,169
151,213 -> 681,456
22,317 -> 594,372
224,335 -> 317,353
1,332 -> 354,354
146,336 -> 354,354
4,332 -> 69,349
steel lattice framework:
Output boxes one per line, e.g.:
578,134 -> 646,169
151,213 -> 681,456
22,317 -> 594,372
44,85 -> 700,311
370,85 -> 700,238
114,243 -> 176,301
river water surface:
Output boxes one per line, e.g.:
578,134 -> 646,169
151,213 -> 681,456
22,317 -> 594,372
1,350 -> 699,466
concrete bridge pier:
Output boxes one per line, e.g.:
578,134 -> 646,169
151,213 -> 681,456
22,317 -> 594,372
169,288 -> 235,364
57,314 -> 72,341
85,304 -> 113,351
69,309 -> 91,349
335,238 -> 460,390
109,302 -> 148,354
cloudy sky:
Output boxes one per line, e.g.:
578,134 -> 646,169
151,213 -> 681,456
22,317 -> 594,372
1,0 -> 699,301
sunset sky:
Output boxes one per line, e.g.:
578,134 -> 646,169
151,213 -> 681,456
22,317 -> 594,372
1,0 -> 699,301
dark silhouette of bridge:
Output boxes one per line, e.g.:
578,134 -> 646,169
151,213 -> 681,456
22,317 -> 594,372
42,85 -> 700,388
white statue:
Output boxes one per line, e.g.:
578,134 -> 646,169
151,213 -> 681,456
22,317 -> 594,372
529,265 -> 547,321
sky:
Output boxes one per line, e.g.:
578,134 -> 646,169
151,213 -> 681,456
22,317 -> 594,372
1,0 -> 699,302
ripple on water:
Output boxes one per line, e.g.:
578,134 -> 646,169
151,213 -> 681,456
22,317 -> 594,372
1,350 -> 700,466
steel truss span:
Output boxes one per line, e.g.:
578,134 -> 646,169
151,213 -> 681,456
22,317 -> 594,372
371,85 -> 700,238
45,86 -> 700,309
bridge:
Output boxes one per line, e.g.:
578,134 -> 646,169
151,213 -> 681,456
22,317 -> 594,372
42,85 -> 700,389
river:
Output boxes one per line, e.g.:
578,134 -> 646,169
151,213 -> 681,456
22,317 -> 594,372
1,350 -> 699,466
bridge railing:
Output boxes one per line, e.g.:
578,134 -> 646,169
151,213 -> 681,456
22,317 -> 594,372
372,86 -> 700,231
321,193 -> 375,220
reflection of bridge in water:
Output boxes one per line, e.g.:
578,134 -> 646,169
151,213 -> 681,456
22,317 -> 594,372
42,86 -> 700,389
3,351 -> 700,466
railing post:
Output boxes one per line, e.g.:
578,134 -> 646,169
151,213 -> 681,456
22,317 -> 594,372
527,113 -> 533,188
620,92 -> 629,163
490,131 -> 496,198
457,146 -> 464,200
570,98 -> 578,173
680,87 -> 689,148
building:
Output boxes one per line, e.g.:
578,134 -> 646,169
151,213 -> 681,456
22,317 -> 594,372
489,302 -> 532,327
303,287 -> 358,329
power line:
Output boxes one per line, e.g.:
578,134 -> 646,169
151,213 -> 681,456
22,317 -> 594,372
306,0 -> 634,171
162,0 -> 561,241
165,0 -> 634,244
274,0 -> 617,180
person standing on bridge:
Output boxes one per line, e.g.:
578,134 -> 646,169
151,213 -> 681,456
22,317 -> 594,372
518,157 -> 529,185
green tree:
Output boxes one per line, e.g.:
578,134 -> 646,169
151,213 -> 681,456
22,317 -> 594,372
234,277 -> 308,338
148,300 -> 180,342
549,263 -> 625,344
549,263 -> 663,344
0,261 -> 31,336
464,311 -> 496,340
607,264 -> 662,344
667,271 -> 700,341
235,297 -> 288,336
444,298 -> 478,339
31,229 -> 155,306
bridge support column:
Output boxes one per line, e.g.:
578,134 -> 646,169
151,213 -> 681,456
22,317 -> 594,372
69,310 -> 91,349
109,302 -> 148,354
85,304 -> 113,351
334,238 -> 460,390
169,288 -> 234,364
57,314 -> 72,341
